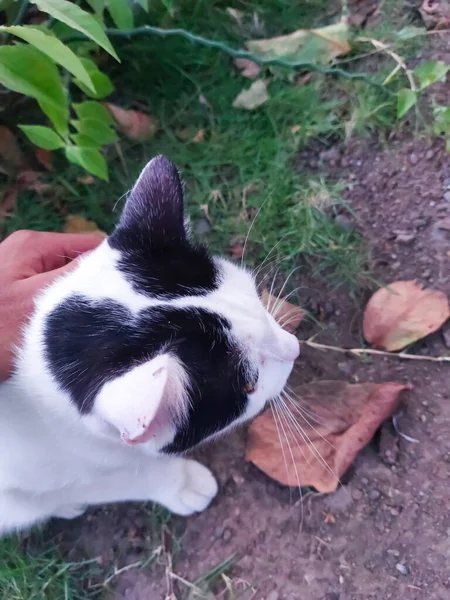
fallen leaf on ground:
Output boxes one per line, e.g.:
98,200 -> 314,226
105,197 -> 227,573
363,280 -> 449,351
420,0 -> 450,30
246,21 -> 350,65
77,175 -> 95,184
246,380 -> 412,493
227,237 -> 245,259
193,129 -> 205,143
261,289 -> 304,333
17,170 -> 54,195
105,103 -> 159,141
35,148 -> 53,171
1,169 -> 56,220
232,79 -> 269,110
0,126 -> 29,174
0,185 -> 18,219
64,215 -> 104,235
234,57 -> 261,79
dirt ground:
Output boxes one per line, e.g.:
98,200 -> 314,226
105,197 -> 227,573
49,134 -> 450,600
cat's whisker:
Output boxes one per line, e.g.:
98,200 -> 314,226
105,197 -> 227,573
273,399 -> 307,529
271,400 -> 295,506
278,395 -> 343,488
252,233 -> 291,279
281,387 -> 327,425
267,267 -> 282,313
271,288 -> 303,319
275,397 -> 314,468
270,266 -> 301,318
282,390 -> 335,442
241,191 -> 274,268
272,399 -> 304,519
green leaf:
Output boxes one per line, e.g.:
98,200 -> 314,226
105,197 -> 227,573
65,146 -> 108,180
30,0 -> 119,61
73,101 -> 114,125
161,0 -> 174,15
397,26 -> 426,40
85,0 -> 105,17
19,125 -> 65,149
71,118 -> 117,144
413,60 -> 450,91
73,58 -> 114,99
136,0 -> 148,11
106,0 -> 133,30
397,88 -> 416,118
0,44 -> 68,135
71,133 -> 100,147
1,26 -> 95,94
432,104 -> 450,135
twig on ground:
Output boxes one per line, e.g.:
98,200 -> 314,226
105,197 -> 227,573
303,338 -> 450,362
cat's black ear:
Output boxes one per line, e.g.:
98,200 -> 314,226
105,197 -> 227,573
119,155 -> 185,243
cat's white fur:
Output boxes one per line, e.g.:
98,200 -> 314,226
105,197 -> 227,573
0,237 -> 299,536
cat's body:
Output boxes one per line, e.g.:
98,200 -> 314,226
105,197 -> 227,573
0,156 -> 299,536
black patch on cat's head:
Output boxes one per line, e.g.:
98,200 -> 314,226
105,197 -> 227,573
45,296 -> 254,452
109,155 -> 218,298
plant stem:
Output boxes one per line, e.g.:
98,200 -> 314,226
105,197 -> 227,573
12,0 -> 29,26
63,25 -> 393,93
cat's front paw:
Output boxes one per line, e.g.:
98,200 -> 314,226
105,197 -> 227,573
172,459 -> 218,516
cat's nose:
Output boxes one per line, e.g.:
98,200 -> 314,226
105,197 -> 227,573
274,331 -> 300,362
285,334 -> 300,361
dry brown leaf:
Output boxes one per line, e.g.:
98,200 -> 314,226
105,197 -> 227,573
16,170 -> 54,195
234,58 -> 262,79
64,215 -> 105,235
193,129 -> 205,143
0,126 -> 29,174
420,0 -> 450,29
1,169 -> 55,220
232,79 -> 269,110
105,103 -> 159,141
246,21 -> 350,66
228,237 -> 245,259
35,148 -> 53,171
363,280 -> 449,351
77,175 -> 95,185
246,380 -> 412,493
261,290 -> 304,333
0,185 -> 18,220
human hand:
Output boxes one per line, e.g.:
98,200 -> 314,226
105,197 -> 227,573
0,230 -> 104,382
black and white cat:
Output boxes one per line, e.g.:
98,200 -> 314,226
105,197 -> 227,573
0,156 -> 299,536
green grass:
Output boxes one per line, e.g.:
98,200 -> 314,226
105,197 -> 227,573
0,535 -> 97,600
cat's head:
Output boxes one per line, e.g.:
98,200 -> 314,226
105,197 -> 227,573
40,156 -> 299,453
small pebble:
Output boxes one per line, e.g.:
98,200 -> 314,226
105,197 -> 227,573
352,489 -> 363,500
361,477 -> 369,485
444,191 -> 450,201
396,563 -> 409,576
222,528 -> 232,542
409,152 -> 419,165
267,592 -> 279,600
368,489 -> 381,500
387,549 -> 400,557
426,149 -> 434,160
395,233 -> 415,244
